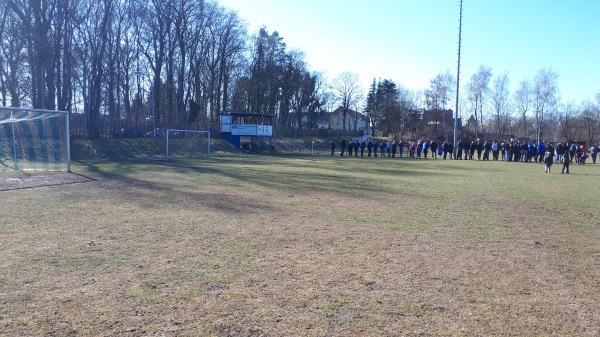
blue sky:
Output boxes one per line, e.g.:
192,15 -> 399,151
219,0 -> 600,106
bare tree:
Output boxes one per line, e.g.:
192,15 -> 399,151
72,0 -> 113,138
426,70 -> 455,110
466,65 -> 491,136
331,71 -> 363,132
489,72 -> 511,138
580,96 -> 600,145
0,5 -> 29,106
557,101 -> 579,142
532,68 -> 559,143
514,79 -> 532,138
426,70 -> 455,138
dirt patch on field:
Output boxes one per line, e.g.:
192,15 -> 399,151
0,172 -> 96,191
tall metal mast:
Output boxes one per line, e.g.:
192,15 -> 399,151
453,0 -> 463,156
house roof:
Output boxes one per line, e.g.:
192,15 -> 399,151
220,110 -> 277,118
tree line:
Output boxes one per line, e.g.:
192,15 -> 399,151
0,0 -> 330,138
365,67 -> 600,146
1,0 -> 599,145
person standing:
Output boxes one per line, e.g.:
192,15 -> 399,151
562,153 -> 570,174
483,141 -> 491,160
398,140 -> 405,158
386,140 -> 392,157
330,139 -> 336,156
546,143 -> 555,161
456,140 -> 463,160
520,142 -> 528,162
537,141 -> 546,163
340,138 -> 346,156
527,141 -> 535,162
442,141 -> 449,159
380,140 -> 386,157
373,140 -> 379,158
347,139 -> 354,157
430,140 -> 438,159
555,142 -> 564,163
391,141 -> 398,158
544,150 -> 554,173
360,139 -> 367,157
491,140 -> 499,160
513,141 -> 521,162
468,141 -> 475,160
569,143 -> 577,162
354,139 -> 360,157
579,144 -> 587,165
423,140 -> 430,159
367,139 -> 373,157
590,144 -> 598,164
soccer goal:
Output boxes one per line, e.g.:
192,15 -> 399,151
0,107 -> 70,172
150,129 -> 210,161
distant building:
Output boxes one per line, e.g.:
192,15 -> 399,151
288,112 -> 330,130
328,107 -> 366,131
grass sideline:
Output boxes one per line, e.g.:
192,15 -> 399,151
1,154 -> 599,336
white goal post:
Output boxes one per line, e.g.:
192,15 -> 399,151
0,107 -> 70,172
150,129 -> 210,161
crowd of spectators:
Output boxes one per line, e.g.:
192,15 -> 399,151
330,138 -> 598,167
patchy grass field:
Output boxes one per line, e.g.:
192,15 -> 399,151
1,155 -> 599,336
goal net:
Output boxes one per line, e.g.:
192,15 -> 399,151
0,107 -> 70,172
150,129 -> 210,161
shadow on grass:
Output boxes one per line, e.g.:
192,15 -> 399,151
72,155 -> 437,215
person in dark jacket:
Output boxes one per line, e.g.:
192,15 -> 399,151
367,139 -> 373,157
512,142 -> 520,162
469,142 -> 476,160
483,141 -> 491,160
373,140 -> 379,157
562,153 -> 570,174
360,139 -> 367,157
520,142 -> 528,162
340,138 -> 346,156
476,141 -> 483,160
456,140 -> 463,160
398,140 -> 405,158
354,140 -> 360,157
569,143 -> 577,162
546,143 -> 555,164
347,139 -> 354,157
442,141 -> 449,159
330,139 -> 335,156
430,140 -> 438,159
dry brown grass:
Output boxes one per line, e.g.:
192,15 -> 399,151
1,156 -> 599,336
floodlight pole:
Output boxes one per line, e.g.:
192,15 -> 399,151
453,0 -> 463,158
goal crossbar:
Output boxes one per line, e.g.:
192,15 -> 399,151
150,129 -> 210,161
